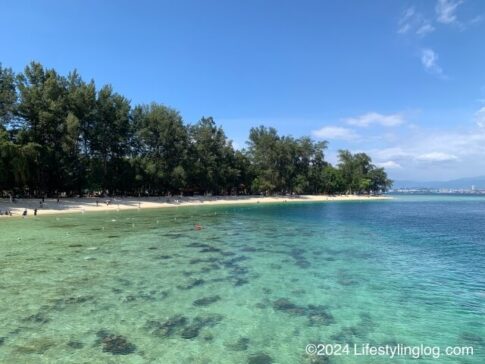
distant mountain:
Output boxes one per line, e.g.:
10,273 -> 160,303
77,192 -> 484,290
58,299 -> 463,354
393,176 -> 485,189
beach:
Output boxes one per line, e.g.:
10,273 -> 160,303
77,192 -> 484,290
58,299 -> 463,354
0,194 -> 390,217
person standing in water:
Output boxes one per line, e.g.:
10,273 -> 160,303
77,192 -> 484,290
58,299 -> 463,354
22,209 -> 27,217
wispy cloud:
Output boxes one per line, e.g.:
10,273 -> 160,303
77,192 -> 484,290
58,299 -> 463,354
312,126 -> 358,141
469,15 -> 483,25
344,112 -> 405,127
367,121 -> 485,179
436,0 -> 463,24
398,7 -> 435,36
398,7 -> 416,34
475,107 -> 485,127
416,152 -> 459,162
376,161 -> 402,169
374,148 -> 460,164
416,23 -> 435,36
421,48 -> 445,77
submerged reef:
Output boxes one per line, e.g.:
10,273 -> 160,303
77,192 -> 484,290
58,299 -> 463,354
13,337 -> 56,354
145,313 -> 224,340
225,337 -> 250,351
177,278 -> 205,290
23,311 -> 50,324
67,340 -> 84,349
288,248 -> 311,268
272,299 -> 334,326
304,353 -> 331,363
181,314 -> 224,339
193,295 -> 221,306
248,352 -> 273,364
146,315 -> 188,337
96,330 -> 136,355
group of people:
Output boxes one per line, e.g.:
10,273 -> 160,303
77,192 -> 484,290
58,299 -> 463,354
0,208 -> 39,217
20,208 -> 37,217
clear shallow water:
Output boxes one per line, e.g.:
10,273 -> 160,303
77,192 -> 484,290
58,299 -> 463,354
0,196 -> 483,363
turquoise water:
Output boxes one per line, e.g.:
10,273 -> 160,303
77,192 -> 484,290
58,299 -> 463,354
0,195 -> 483,363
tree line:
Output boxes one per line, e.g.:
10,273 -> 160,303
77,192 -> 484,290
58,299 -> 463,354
0,62 -> 392,197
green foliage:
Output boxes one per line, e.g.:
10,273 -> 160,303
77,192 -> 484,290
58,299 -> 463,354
337,150 -> 393,194
132,103 -> 189,194
0,64 -> 17,127
188,117 -> 243,194
0,62 -> 392,196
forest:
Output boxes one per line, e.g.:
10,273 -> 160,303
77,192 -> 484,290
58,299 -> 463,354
0,62 -> 392,197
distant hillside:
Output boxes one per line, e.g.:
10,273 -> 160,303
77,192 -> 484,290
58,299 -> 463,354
393,176 -> 485,189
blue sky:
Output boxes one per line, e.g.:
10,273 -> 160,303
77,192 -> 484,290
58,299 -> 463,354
2,0 -> 485,181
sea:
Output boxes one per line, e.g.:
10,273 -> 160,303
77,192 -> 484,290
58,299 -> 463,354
0,195 -> 483,363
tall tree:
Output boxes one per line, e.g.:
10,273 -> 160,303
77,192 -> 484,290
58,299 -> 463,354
247,126 -> 281,194
1,62 -> 392,197
16,62 -> 69,194
337,150 -> 392,194
132,103 -> 188,194
189,117 -> 237,194
89,85 -> 131,193
0,64 -> 17,129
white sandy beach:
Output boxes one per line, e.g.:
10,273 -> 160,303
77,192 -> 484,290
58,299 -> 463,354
0,195 -> 390,217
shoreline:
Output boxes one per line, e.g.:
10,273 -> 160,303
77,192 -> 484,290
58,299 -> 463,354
0,195 -> 391,218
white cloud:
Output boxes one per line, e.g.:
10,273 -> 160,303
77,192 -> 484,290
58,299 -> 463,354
416,23 -> 435,36
373,147 -> 413,160
436,0 -> 463,24
376,161 -> 402,169
398,7 -> 435,36
372,148 -> 460,164
475,107 -> 485,128
357,115 -> 485,179
398,7 -> 416,34
421,48 -> 444,76
312,126 -> 358,140
416,152 -> 459,162
344,112 -> 405,127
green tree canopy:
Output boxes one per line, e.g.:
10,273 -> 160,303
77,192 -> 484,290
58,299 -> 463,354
0,62 -> 392,196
